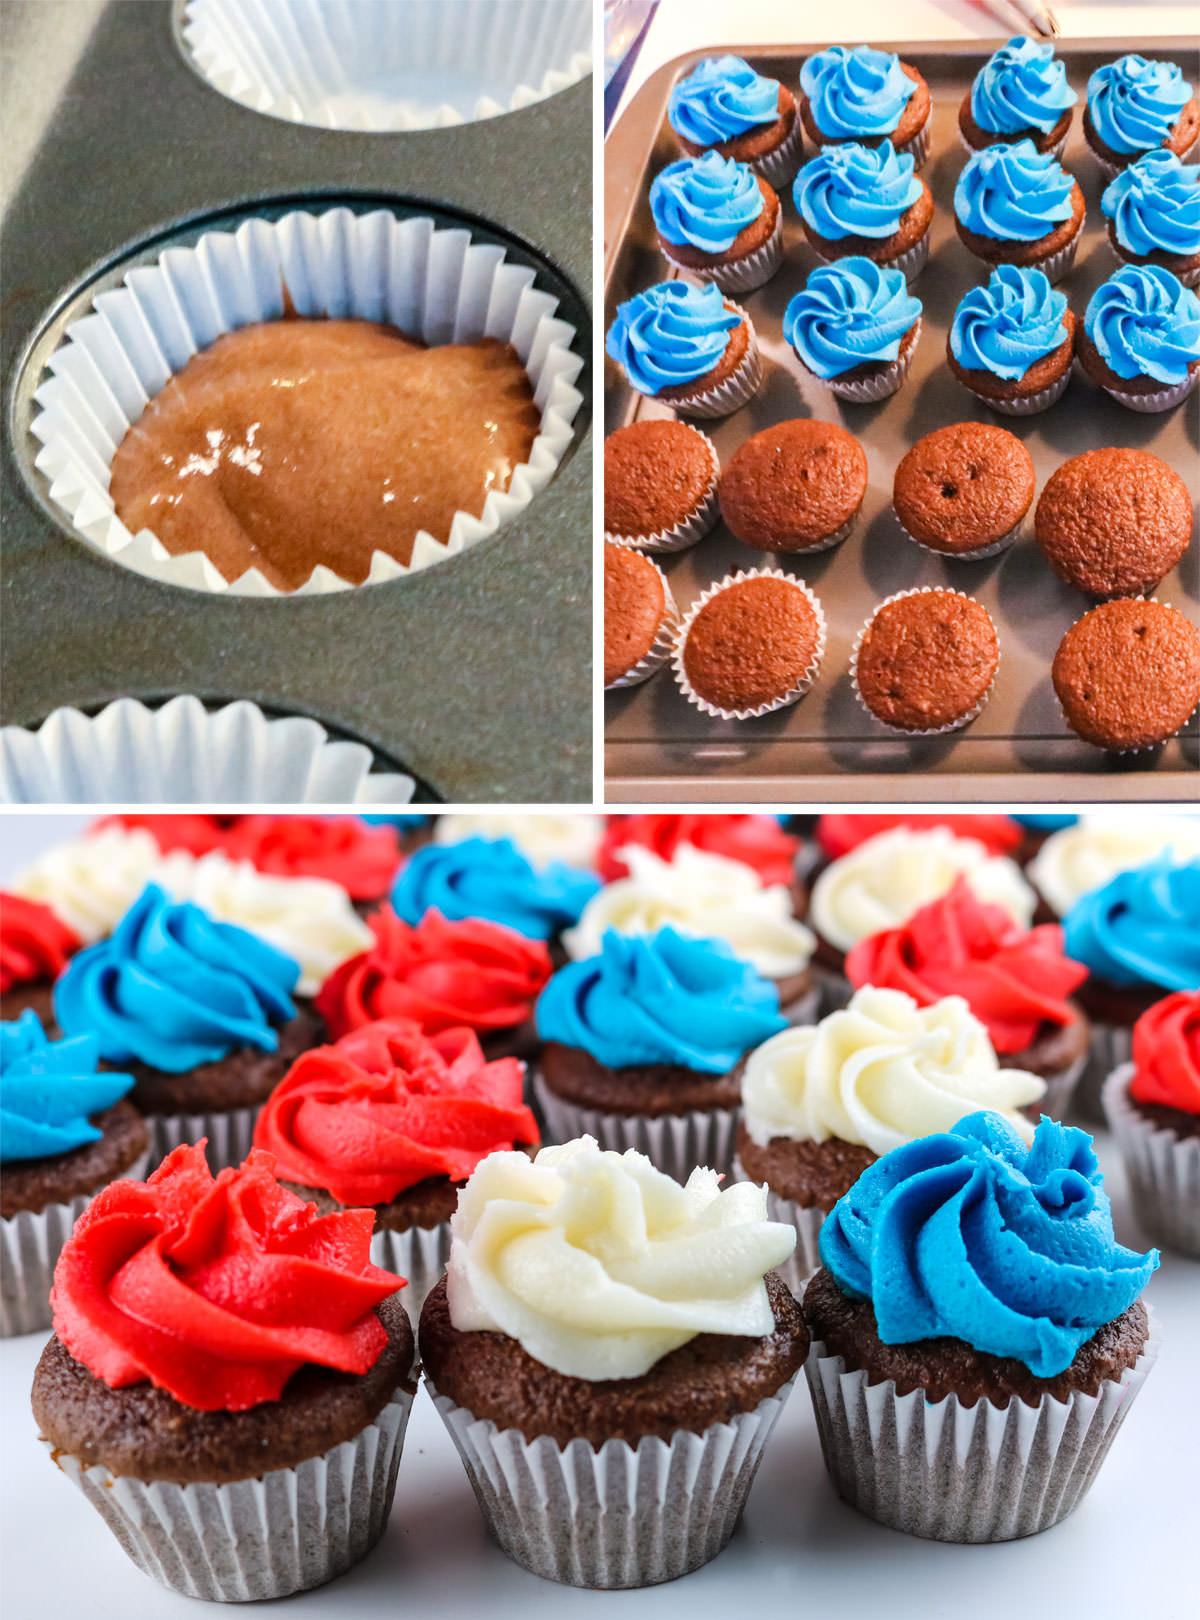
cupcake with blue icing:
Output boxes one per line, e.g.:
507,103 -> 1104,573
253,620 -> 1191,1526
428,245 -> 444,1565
803,1111 -> 1159,1542
792,140 -> 933,279
1102,150 -> 1200,287
605,279 -> 763,419
783,256 -> 922,402
959,37 -> 1077,159
954,138 -> 1084,283
799,45 -> 931,168
947,264 -> 1076,414
668,55 -> 804,187
1084,53 -> 1199,181
1077,263 -> 1200,411
649,152 -> 783,292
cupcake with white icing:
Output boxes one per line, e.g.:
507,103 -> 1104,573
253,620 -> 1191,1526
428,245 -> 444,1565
433,813 -> 604,871
1029,814 -> 1200,921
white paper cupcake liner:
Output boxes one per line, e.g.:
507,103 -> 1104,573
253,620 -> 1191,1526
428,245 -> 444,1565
182,0 -> 592,132
817,318 -> 921,403
1108,240 -> 1200,289
428,1372 -> 798,1588
746,113 -> 807,188
533,1073 -> 739,1180
30,206 -> 584,595
0,1150 -> 150,1338
663,210 -> 785,295
894,509 -> 1026,562
0,696 -> 416,804
42,1384 -> 414,1601
144,1104 -> 261,1176
1103,1065 -> 1200,1257
812,228 -> 929,282
673,568 -> 828,721
605,554 -> 681,691
850,587 -> 999,736
1073,1018 -> 1134,1120
1053,597 -> 1195,755
963,366 -> 1072,416
897,112 -> 932,170
804,1315 -> 1158,1542
371,1219 -> 453,1325
605,427 -> 720,555
731,1158 -> 826,1294
1028,1048 -> 1088,1122
1099,371 -> 1198,413
668,306 -> 764,419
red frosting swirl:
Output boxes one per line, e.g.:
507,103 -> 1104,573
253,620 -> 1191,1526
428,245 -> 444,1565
1130,990 -> 1200,1115
50,1143 -> 401,1411
845,877 -> 1086,1053
0,893 -> 80,990
254,1019 -> 538,1204
816,814 -> 1022,859
598,814 -> 801,887
316,907 -> 551,1039
223,816 -> 401,900
98,814 -> 236,855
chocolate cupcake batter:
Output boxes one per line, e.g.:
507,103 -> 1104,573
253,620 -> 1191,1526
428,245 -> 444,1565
110,320 -> 541,590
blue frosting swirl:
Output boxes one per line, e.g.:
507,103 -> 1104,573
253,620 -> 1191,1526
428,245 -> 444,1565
950,264 -> 1068,379
955,139 -> 1075,241
606,280 -> 741,396
819,1111 -> 1158,1378
54,884 -> 299,1072
535,927 -> 786,1073
1084,263 -> 1200,383
0,1011 -> 134,1164
1102,150 -> 1200,258
971,37 -> 1077,136
1063,857 -> 1200,991
783,256 -> 921,377
650,153 -> 765,253
793,140 -> 923,240
391,837 -> 601,941
800,46 -> 917,139
669,56 -> 780,147
1087,55 -> 1193,157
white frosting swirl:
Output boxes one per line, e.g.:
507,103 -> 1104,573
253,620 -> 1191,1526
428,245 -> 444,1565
11,827 -> 161,942
446,1137 -> 795,1380
1030,815 -> 1200,919
563,845 -> 815,979
434,813 -> 604,870
740,986 -> 1044,1154
810,828 -> 1036,952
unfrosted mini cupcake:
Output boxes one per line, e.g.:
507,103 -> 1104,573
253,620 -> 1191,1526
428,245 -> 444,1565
1076,265 -> 1200,411
606,281 -> 763,419
799,46 -> 931,167
1102,150 -> 1200,287
0,893 -> 79,1025
675,570 -> 828,720
719,419 -> 868,555
1035,448 -> 1193,597
851,588 -> 1000,735
959,37 -> 1077,158
668,55 -> 805,187
784,257 -> 921,402
1052,600 -> 1200,752
604,543 -> 680,690
947,264 -> 1075,414
892,424 -> 1035,558
1084,54 -> 1200,181
954,139 -> 1084,282
792,140 -> 932,278
650,152 -> 784,292
603,420 -> 720,553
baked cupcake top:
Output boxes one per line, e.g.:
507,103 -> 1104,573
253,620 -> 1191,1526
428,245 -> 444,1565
1129,989 -> 1200,1114
799,46 -> 916,139
434,814 -> 603,872
955,139 -> 1075,241
606,281 -> 742,396
603,419 -> 718,540
1063,857 -> 1200,993
740,986 -> 1044,1154
650,152 -> 767,252
892,424 -> 1035,550
792,140 -> 923,239
1087,55 -> 1193,157
0,893 -> 79,991
598,813 -> 800,887
784,256 -> 921,376
819,1111 -> 1158,1377
668,56 -> 781,146
845,877 -> 1087,1055
970,37 -> 1077,135
221,815 -> 401,901
1030,814 -> 1200,918
54,884 -> 299,1072
604,542 -> 668,685
11,825 -> 161,943
719,419 -> 868,548
1083,264 -> 1200,383
536,927 -> 786,1074
390,836 -> 600,942
854,591 -> 999,731
445,1135 -> 796,1379
1,1011 -> 133,1163
1052,600 -> 1200,750
1102,150 -> 1200,259
949,264 -> 1069,378
816,814 -> 1022,859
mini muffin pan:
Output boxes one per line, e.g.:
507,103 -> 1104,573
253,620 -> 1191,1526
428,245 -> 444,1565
604,39 -> 1199,803
3,0 -> 592,803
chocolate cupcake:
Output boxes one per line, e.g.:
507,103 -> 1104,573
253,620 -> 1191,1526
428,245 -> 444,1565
893,422 -> 1035,559
784,256 -> 922,402
1036,448 -> 1192,599
947,264 -> 1075,415
1052,599 -> 1200,751
674,569 -> 827,720
650,153 -> 784,292
1102,150 -> 1200,287
955,139 -> 1085,282
719,419 -> 868,556
1077,264 -> 1200,411
851,588 -> 1000,735
604,543 -> 680,689
606,281 -> 763,419
959,37 -> 1077,158
598,812 -> 803,892
792,140 -> 933,279
1029,814 -> 1200,922
0,892 -> 79,1025
389,835 -> 600,948
604,420 -> 720,553
799,46 -> 931,168
669,55 -> 805,187
1084,54 -> 1200,181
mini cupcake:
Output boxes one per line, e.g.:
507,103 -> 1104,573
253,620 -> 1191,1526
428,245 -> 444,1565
784,256 -> 921,402
650,152 -> 784,292
420,1136 -> 806,1588
960,36 -> 1077,158
1077,264 -> 1200,411
947,264 -> 1075,414
222,814 -> 402,904
603,420 -> 719,553
604,542 -> 680,690
390,835 -> 600,946
605,281 -> 763,419
1084,54 -> 1200,181
1035,448 -> 1192,597
668,55 -> 805,187
735,988 -> 1045,1287
792,140 -> 932,278
0,892 -> 79,1024
1030,814 -> 1200,921
1,1013 -> 147,1335
1102,150 -> 1200,287
805,1112 -> 1159,1542
32,1144 -> 416,1601
1104,989 -> 1200,1256
10,824 -> 161,943
954,139 -> 1084,282
598,814 -> 802,889
101,812 -> 236,855
1052,599 -> 1200,751
535,928 -> 788,1179
799,46 -> 931,168
433,814 -> 604,873
851,588 -> 1000,735
719,419 -> 868,555
893,423 -> 1035,558
814,814 -> 1023,862
674,569 -> 827,720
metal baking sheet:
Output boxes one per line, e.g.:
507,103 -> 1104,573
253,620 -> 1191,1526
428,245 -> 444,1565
1,0 -> 592,804
603,39 -> 1199,803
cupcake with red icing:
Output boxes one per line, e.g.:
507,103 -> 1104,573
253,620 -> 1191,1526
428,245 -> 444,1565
31,1143 -> 416,1602
96,813 -> 237,855
0,893 -> 80,1025
814,813 -> 1022,862
1104,989 -> 1200,1256
255,1018 -> 539,1315
224,815 -> 402,907
598,814 -> 802,892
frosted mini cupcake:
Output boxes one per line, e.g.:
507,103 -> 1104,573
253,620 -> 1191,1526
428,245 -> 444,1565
784,256 -> 922,402
598,813 -> 802,890
1102,150 -> 1200,287
792,140 -> 932,278
606,281 -> 763,419
954,139 -> 1084,282
1084,54 -> 1199,180
0,893 -> 79,1025
799,46 -> 931,168
650,152 -> 784,292
434,813 -> 604,872
1077,264 -> 1200,411
669,56 -> 805,187
947,264 -> 1075,414
1029,813 -> 1200,920
960,37 -> 1077,158
390,835 -> 600,944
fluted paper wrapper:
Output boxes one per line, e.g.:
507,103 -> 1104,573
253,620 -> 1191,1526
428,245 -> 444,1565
533,1073 -> 739,1180
1103,1066 -> 1200,1257
731,1157 -> 825,1293
1099,372 -> 1198,414
894,510 -> 1025,561
372,1220 -> 453,1324
428,1373 -> 797,1588
670,307 -> 764,419
962,367 -> 1071,415
605,428 -> 719,554
851,587 -> 998,735
804,1320 -> 1158,1543
1074,1018 -> 1134,1121
0,696 -> 415,805
1027,1049 -> 1087,1123
673,568 -> 827,721
898,112 -> 932,170
820,318 -> 921,402
41,1386 -> 414,1601
664,211 -> 785,295
605,554 -> 681,691
31,207 -> 584,595
145,1104 -> 260,1175
746,114 -> 806,188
